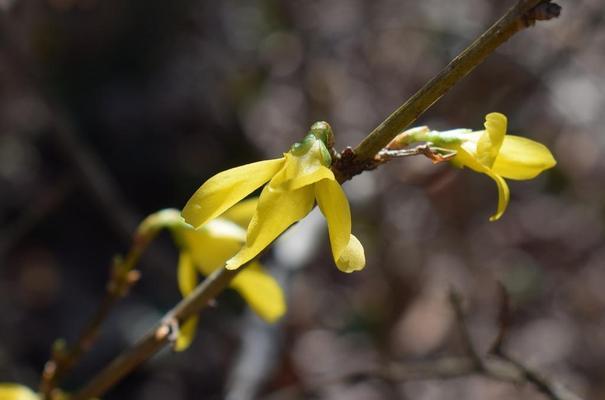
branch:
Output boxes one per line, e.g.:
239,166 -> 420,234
296,355 -> 579,400
40,231 -> 155,399
275,290 -> 583,400
333,0 -> 561,181
70,266 -> 242,400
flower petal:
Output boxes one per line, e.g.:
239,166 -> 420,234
315,178 -> 366,272
221,197 -> 259,228
477,112 -> 507,168
335,234 -> 366,273
181,219 -> 245,275
175,316 -> 198,352
456,142 -> 487,174
182,158 -> 285,228
457,147 -> 510,221
485,170 -> 510,222
230,261 -> 286,322
0,384 -> 39,400
492,135 -> 557,180
175,252 -> 200,351
177,252 -> 198,296
226,184 -> 315,269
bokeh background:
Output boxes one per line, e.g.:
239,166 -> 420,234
1,0 -> 604,399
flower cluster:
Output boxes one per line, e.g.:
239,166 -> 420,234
395,113 -> 556,220
182,122 -> 366,273
138,201 -> 285,350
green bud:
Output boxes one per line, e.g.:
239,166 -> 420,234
309,121 -> 334,148
290,134 -> 316,156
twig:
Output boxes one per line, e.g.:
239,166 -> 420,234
40,230 -> 155,399
270,354 -> 578,400
489,285 -> 583,400
332,0 -> 561,181
70,265 -> 242,400
271,291 -> 583,400
449,289 -> 484,370
498,353 -> 584,400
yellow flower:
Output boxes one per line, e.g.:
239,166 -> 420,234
0,384 -> 39,400
182,122 -> 366,273
406,113 -> 556,221
139,201 -> 285,351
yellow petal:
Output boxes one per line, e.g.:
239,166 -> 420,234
230,261 -> 286,322
315,178 -> 366,272
492,135 -> 557,180
335,234 -> 366,273
485,170 -> 510,222
476,112 -> 507,168
137,209 -> 184,235
182,158 -> 285,228
456,142 -> 487,174
457,147 -> 510,221
175,252 -> 200,351
221,197 -> 259,228
226,184 -> 315,269
177,252 -> 198,296
180,219 -> 245,275
175,316 -> 198,352
0,384 -> 39,400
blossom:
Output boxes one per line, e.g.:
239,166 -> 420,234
0,384 -> 40,400
182,122 -> 365,273
139,201 -> 285,351
404,113 -> 556,221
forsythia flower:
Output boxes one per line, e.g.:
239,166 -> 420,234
182,122 -> 366,273
402,112 -> 556,221
139,201 -> 285,351
0,384 -> 39,400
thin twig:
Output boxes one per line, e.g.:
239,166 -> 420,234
268,291 -> 583,400
40,230 -> 156,399
333,0 -> 561,181
489,285 -> 583,400
449,289 -> 484,371
70,266 -> 242,400
268,354 -> 579,400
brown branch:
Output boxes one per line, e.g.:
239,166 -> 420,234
449,289 -> 484,371
70,265 -> 242,400
303,354 -> 580,400
40,231 -> 155,399
332,0 -> 561,181
276,291 -> 583,400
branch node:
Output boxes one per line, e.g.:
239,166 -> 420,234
522,1 -> 561,27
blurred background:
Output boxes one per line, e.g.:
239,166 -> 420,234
1,0 -> 604,399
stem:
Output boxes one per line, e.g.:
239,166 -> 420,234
338,0 -> 560,178
71,266 -> 241,400
40,233 -> 154,399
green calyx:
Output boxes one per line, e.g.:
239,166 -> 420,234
317,140 -> 332,166
290,121 -> 334,166
290,137 -> 332,167
418,129 -> 472,146
290,134 -> 316,156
